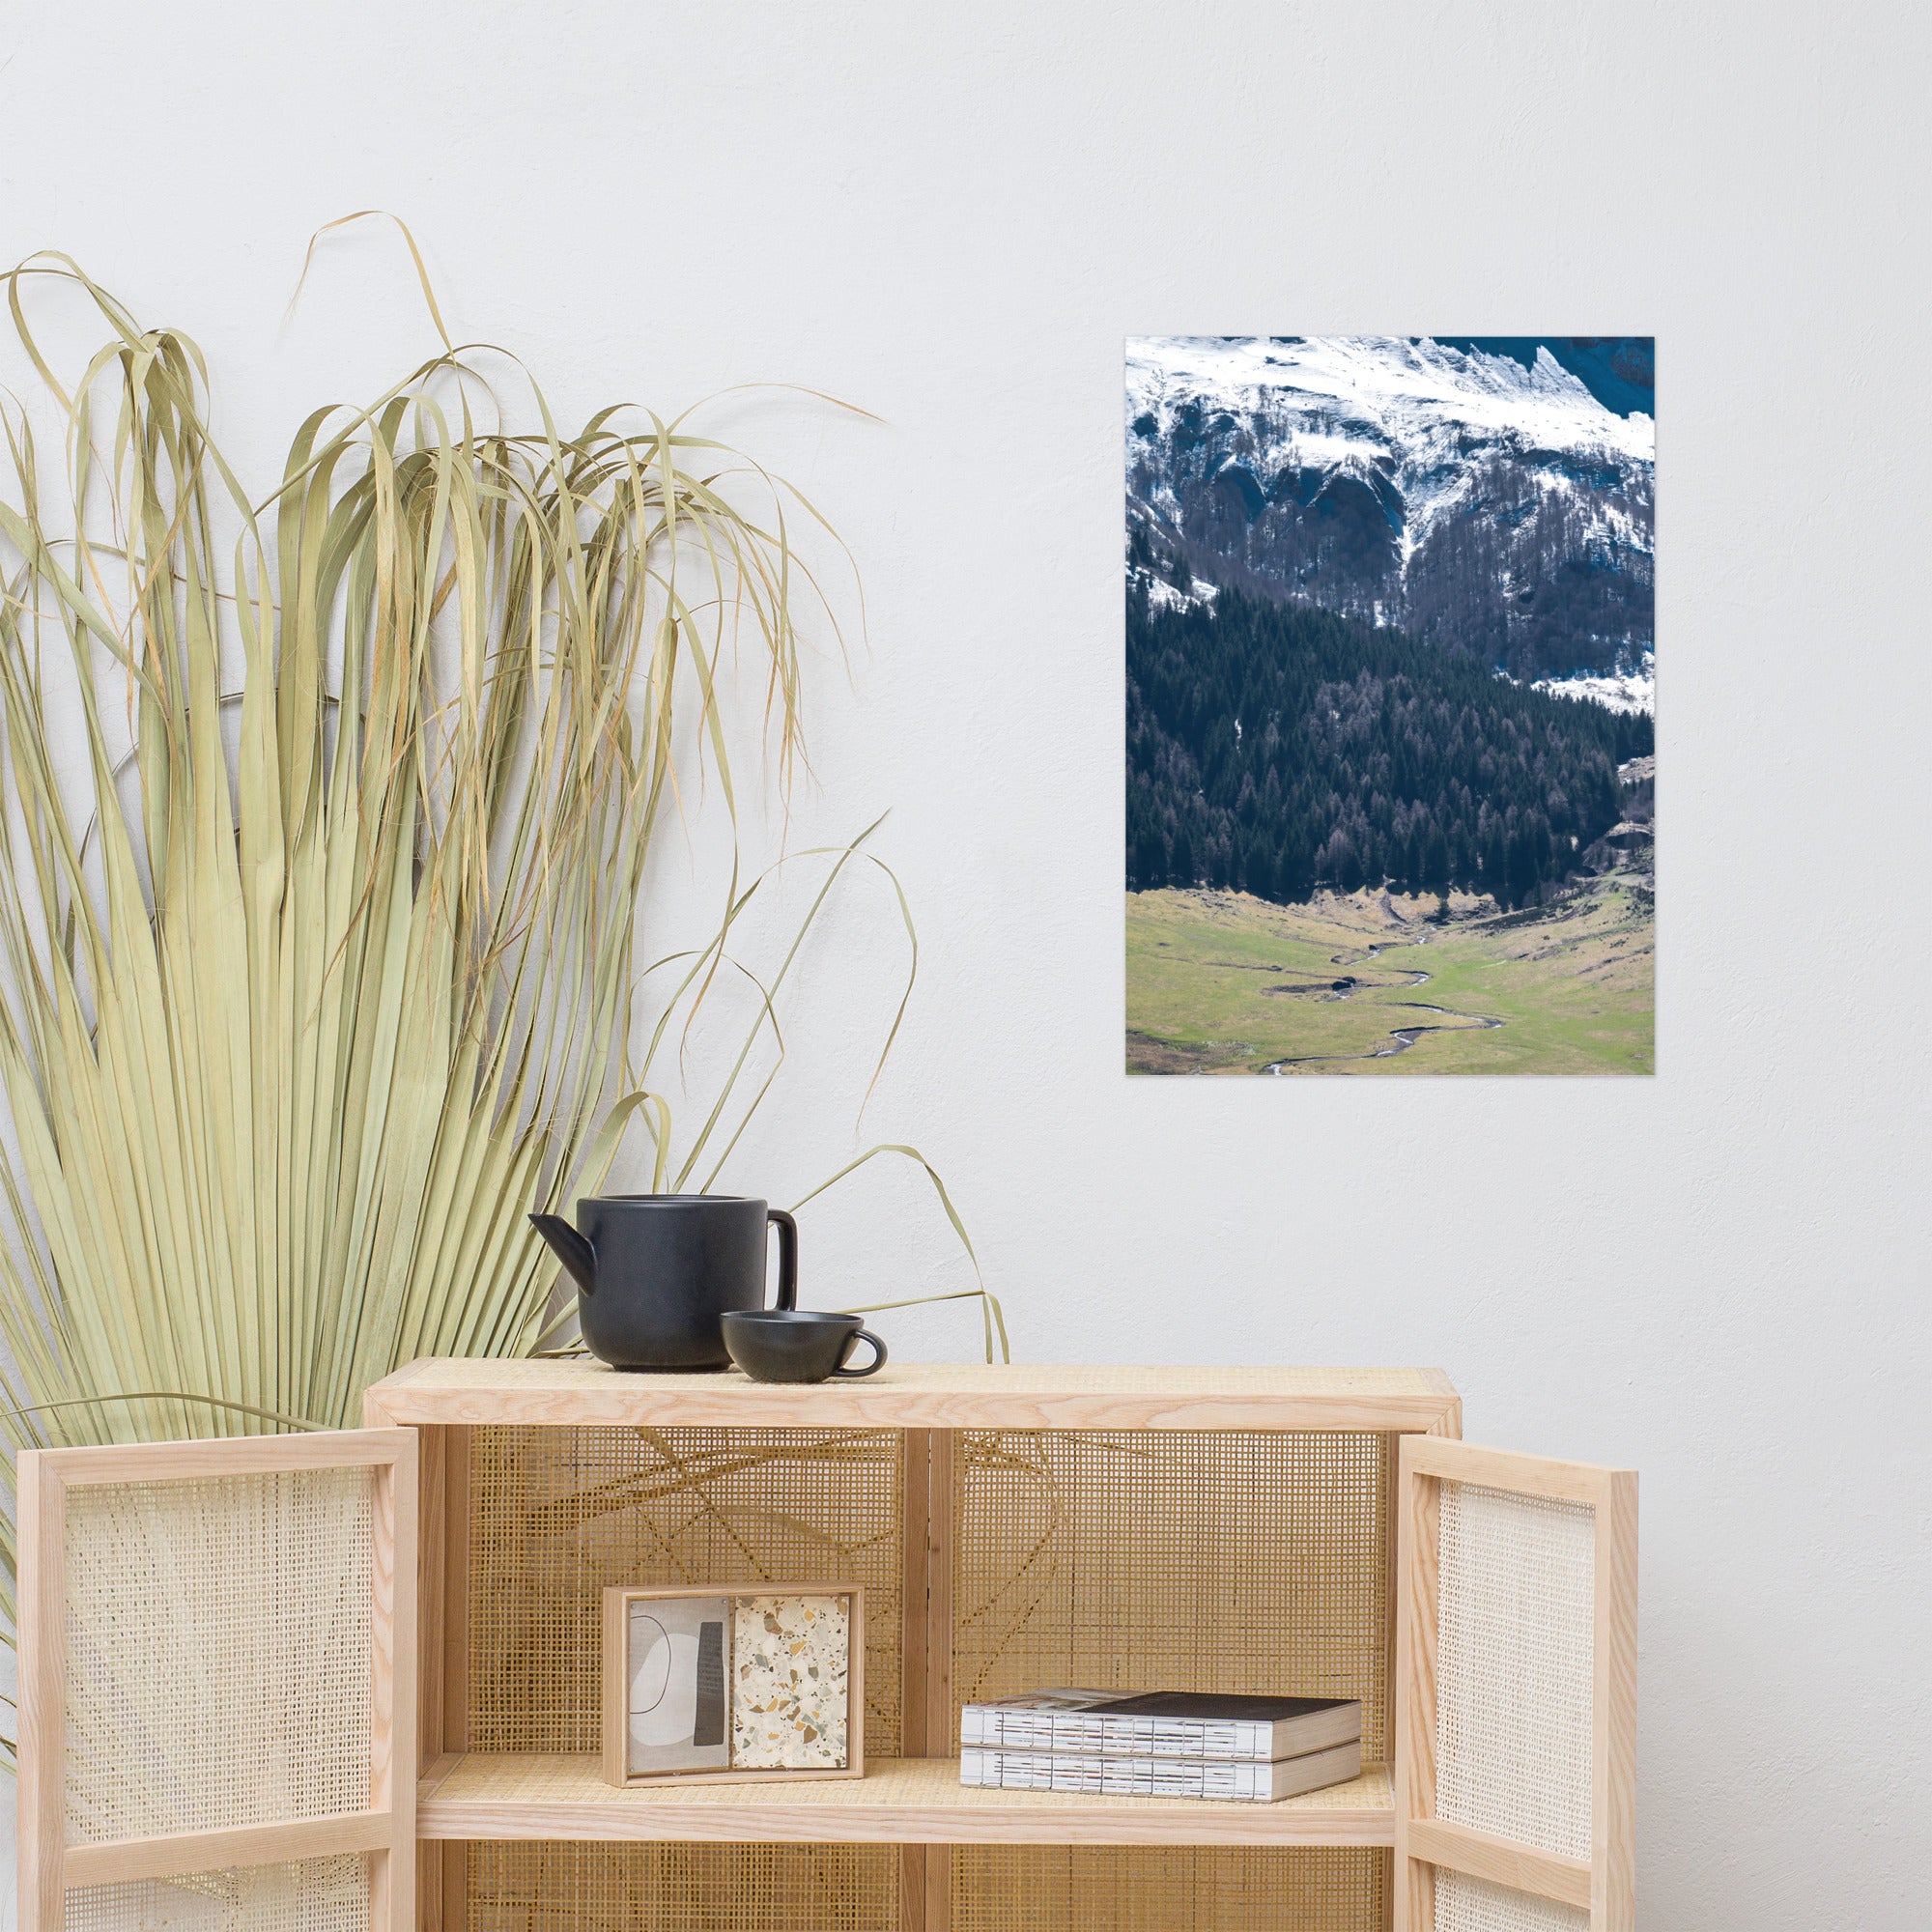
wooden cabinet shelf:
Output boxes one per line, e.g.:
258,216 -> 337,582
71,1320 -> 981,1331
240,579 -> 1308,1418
415,1752 -> 1397,1848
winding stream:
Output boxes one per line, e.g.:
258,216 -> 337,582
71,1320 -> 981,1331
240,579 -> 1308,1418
1262,933 -> 1505,1071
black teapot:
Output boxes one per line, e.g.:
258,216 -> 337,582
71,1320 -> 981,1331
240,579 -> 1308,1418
529,1194 -> 797,1371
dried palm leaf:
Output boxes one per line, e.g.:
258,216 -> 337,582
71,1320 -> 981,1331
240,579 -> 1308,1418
0,235 -> 1000,1766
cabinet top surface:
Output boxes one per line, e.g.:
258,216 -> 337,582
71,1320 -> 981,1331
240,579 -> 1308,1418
364,1357 -> 1460,1431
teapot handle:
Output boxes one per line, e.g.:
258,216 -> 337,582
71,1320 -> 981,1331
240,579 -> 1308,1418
767,1208 -> 798,1311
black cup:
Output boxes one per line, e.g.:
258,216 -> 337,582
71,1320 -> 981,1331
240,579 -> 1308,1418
721,1310 -> 888,1384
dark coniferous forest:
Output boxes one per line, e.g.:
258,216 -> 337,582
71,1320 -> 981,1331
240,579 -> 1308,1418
1126,582 -> 1653,909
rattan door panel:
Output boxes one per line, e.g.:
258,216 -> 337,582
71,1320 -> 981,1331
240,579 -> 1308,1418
1394,1440 -> 1636,1932
63,1855 -> 375,1932
15,1431 -> 417,1932
1430,1869 -> 1590,1932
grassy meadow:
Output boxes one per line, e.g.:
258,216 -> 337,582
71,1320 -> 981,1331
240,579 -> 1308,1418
1126,880 -> 1654,1075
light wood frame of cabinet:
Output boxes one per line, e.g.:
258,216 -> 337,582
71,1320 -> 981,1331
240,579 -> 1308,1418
14,1364 -> 1636,1932
600,1582 -> 866,1787
1394,1436 -> 1637,1932
364,1359 -> 1467,1932
14,1428 -> 418,1932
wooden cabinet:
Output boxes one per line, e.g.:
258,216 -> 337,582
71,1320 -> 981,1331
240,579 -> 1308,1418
16,1363 -> 1634,1932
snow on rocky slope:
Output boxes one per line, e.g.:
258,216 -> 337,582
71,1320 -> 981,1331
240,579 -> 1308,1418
1126,336 -> 1654,686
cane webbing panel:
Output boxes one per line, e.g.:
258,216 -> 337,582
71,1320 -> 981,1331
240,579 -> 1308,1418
63,1856 -> 370,1932
1435,1481 -> 1595,1861
62,1469 -> 375,1842
1434,1870 -> 1589,1932
468,1426 -> 902,1756
952,1431 -> 1392,1758
953,1847 -> 1387,1931
466,1841 -> 897,1932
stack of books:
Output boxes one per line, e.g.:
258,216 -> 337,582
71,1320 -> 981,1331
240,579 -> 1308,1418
958,1689 -> 1362,1804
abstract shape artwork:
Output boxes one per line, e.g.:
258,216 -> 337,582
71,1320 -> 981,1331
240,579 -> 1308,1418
627,1595 -> 732,1775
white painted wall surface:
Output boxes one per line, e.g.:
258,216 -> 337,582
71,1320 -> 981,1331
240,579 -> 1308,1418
2,3 -> 1927,1925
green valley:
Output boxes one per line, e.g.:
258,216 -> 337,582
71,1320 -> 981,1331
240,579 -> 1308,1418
1125,878 -> 1654,1076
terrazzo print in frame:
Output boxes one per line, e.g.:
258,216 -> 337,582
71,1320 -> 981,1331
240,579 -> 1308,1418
731,1593 -> 854,1770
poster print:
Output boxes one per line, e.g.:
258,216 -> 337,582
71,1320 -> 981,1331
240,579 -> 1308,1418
1124,337 -> 1654,1075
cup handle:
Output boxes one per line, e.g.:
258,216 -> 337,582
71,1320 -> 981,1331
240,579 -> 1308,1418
767,1208 -> 798,1311
832,1328 -> 887,1378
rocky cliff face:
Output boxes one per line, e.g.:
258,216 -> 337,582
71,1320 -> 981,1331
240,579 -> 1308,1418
1126,336 -> 1654,686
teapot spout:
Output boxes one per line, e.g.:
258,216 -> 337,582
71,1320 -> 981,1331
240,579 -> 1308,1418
529,1212 -> 598,1295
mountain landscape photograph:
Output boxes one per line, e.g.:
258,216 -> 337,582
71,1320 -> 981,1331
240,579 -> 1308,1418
1124,335 -> 1656,1074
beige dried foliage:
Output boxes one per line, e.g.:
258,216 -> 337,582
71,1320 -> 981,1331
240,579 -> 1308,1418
0,229 -> 1001,1762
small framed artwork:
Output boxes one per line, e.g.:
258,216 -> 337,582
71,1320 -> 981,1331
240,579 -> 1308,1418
601,1583 -> 865,1787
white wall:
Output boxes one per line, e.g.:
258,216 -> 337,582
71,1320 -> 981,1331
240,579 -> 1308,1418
4,3 -> 1928,1924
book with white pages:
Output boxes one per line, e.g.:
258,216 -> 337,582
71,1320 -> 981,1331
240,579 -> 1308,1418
958,1689 -> 1361,1762
958,1737 -> 1363,1804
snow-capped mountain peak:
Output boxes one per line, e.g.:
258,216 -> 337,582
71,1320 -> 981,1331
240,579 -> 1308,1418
1129,335 -> 1650,460
1125,335 -> 1654,684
